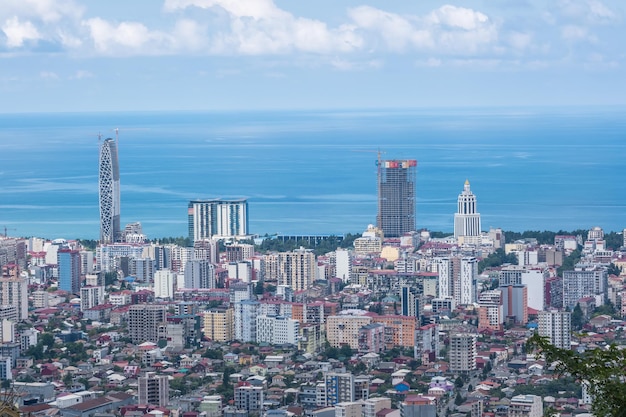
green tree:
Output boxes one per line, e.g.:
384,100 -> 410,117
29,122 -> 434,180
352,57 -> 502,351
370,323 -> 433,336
571,303 -> 584,330
528,333 -> 626,417
454,376 -> 464,389
454,392 -> 464,406
607,263 -> 622,277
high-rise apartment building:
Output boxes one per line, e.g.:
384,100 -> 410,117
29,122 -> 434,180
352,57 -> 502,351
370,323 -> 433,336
449,333 -> 477,373
454,180 -> 481,241
58,248 -> 81,294
188,199 -> 248,241
203,308 -> 234,343
138,372 -> 169,407
99,137 -> 121,244
538,310 -> 571,349
325,372 -> 354,406
256,315 -> 299,345
0,270 -> 27,321
326,312 -> 372,349
184,259 -> 215,289
128,304 -> 167,344
434,256 -> 477,305
80,286 -> 105,311
154,269 -> 176,299
377,159 -> 417,237
562,265 -> 607,309
267,248 -> 316,291
234,300 -> 259,342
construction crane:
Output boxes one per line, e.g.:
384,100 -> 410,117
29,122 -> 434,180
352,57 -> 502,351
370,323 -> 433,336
2,227 -> 16,237
352,149 -> 386,227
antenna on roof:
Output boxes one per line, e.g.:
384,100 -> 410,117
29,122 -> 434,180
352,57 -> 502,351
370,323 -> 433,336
115,128 -> 119,142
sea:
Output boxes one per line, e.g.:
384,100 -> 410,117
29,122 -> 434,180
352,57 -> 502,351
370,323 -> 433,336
0,106 -> 624,240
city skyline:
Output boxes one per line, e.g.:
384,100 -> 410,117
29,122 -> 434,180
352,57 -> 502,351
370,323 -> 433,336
0,1 -> 625,113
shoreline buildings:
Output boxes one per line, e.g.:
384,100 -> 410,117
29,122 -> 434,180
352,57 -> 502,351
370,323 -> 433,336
98,137 -> 121,244
376,159 -> 417,238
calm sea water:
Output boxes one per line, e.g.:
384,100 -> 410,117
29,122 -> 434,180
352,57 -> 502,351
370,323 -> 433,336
0,107 -> 624,240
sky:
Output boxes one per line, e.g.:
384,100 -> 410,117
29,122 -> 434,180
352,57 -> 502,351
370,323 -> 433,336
0,0 -> 625,112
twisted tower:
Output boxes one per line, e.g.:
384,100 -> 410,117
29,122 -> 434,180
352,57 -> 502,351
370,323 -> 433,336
99,137 -> 121,243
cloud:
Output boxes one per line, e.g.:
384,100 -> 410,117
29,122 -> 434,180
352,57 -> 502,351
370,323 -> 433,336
2,16 -> 41,47
70,70 -> 93,79
82,18 -> 172,55
164,0 -> 363,55
561,25 -> 596,42
427,5 -> 489,31
348,4 -> 497,55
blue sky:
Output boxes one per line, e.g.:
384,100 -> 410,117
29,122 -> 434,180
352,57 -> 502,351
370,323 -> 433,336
0,0 -> 624,112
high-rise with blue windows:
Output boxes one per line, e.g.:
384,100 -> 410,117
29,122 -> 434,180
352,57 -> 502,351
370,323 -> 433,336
58,249 -> 81,294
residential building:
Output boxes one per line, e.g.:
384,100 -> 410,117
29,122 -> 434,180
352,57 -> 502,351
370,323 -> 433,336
128,304 -> 167,344
562,265 -> 608,309
154,269 -> 176,299
326,311 -> 372,349
138,372 -> 169,407
80,286 -> 105,311
335,402 -> 362,417
325,372 -> 354,406
449,333 -> 477,373
256,315 -> 299,345
203,308 -> 234,343
538,310 -> 571,349
184,259 -> 215,289
377,159 -> 417,237
0,272 -> 27,321
188,199 -> 249,241
234,384 -> 263,412
234,300 -> 260,342
509,395 -> 542,417
400,395 -> 437,417
434,257 -> 477,305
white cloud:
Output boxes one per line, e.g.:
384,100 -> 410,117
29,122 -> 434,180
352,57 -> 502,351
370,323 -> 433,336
164,0 -> 362,55
82,18 -> 171,55
2,16 -> 41,47
0,0 -> 83,23
428,5 -> 489,31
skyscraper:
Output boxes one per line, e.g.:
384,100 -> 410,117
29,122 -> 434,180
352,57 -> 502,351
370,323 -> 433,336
99,137 -> 121,244
454,180 -> 481,241
377,159 -> 417,237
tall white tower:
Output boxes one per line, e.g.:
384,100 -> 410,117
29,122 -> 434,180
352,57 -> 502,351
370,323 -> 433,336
454,180 -> 481,240
99,138 -> 121,243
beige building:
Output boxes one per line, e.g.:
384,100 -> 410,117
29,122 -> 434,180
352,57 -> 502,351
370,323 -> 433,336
335,402 -> 362,417
326,311 -> 372,349
202,308 -> 234,343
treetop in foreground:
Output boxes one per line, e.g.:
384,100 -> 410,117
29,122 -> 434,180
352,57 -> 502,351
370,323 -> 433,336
527,333 -> 626,417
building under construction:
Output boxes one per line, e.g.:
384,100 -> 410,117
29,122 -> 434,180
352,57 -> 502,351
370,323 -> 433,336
376,159 -> 417,237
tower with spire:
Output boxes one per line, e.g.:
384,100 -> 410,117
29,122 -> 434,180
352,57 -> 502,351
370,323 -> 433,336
454,180 -> 481,242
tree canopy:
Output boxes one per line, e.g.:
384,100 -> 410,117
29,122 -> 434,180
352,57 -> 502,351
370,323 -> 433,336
528,333 -> 626,417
